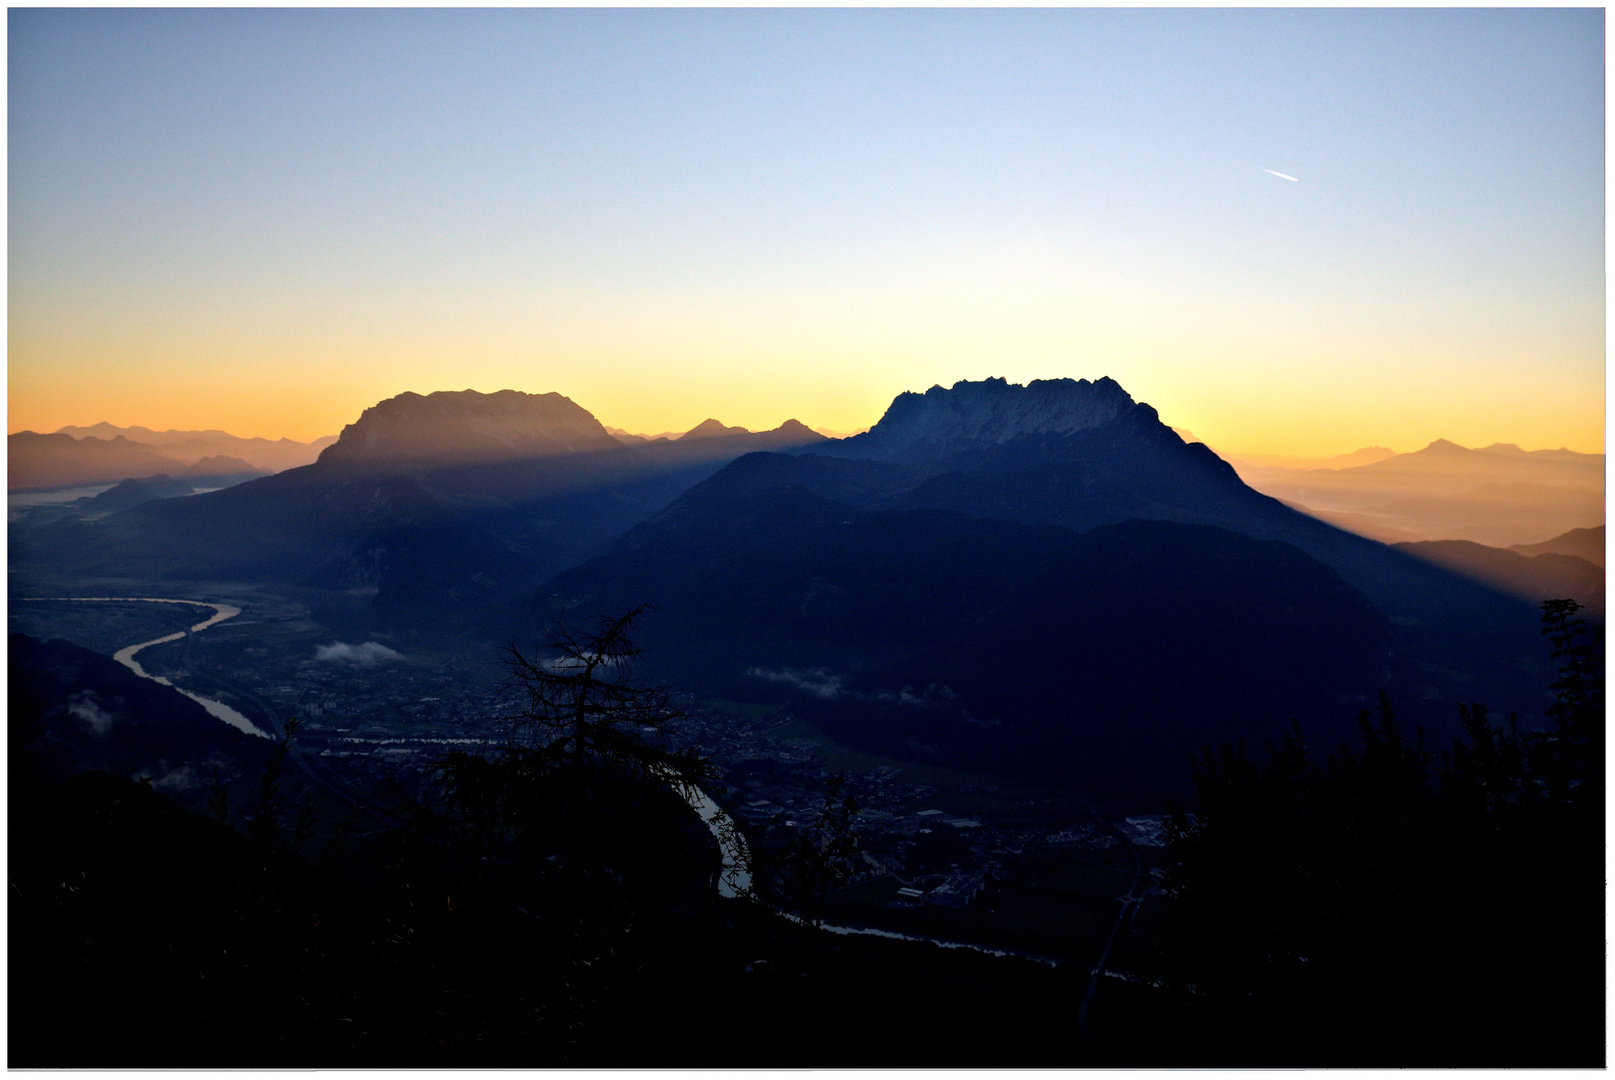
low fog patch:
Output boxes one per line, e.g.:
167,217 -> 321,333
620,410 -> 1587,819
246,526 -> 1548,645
747,666 -> 843,699
65,691 -> 115,736
316,641 -> 405,665
152,764 -> 200,793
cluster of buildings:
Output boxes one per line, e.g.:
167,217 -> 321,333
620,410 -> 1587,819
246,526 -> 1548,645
204,641 -> 1173,918
671,706 -> 1171,913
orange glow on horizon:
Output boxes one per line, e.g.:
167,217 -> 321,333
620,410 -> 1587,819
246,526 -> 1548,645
8,353 -> 1604,459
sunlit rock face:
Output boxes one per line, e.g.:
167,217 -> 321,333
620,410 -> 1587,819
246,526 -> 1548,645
318,389 -> 621,471
832,376 -> 1137,463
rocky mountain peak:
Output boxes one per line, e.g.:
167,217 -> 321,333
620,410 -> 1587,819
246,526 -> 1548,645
773,419 -> 818,438
680,419 -> 750,441
839,376 -> 1137,461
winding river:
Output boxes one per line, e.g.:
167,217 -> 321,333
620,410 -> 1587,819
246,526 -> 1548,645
25,596 -> 1067,967
24,596 -> 268,738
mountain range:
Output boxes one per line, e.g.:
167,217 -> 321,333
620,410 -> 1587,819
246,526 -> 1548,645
12,377 -> 1588,799
7,428 -> 330,493
7,432 -> 275,492
50,424 -> 339,475
530,377 -> 1559,796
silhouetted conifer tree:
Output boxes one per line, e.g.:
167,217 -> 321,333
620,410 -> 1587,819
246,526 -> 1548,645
1160,599 -> 1605,1067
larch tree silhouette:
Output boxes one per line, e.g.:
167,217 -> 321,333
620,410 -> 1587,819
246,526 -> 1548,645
419,605 -> 720,899
494,605 -> 714,791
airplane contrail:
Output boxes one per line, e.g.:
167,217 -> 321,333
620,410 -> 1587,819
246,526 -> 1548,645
1262,168 -> 1300,182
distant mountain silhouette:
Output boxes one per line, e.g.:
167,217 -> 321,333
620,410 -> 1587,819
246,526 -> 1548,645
52,423 -> 336,473
680,418 -> 750,440
1225,446 -> 1397,471
749,380 -> 1543,637
1231,438 -> 1603,547
9,432 -> 192,491
9,432 -> 277,492
185,455 -> 269,482
1511,525 -> 1604,567
317,389 -> 624,472
8,467 -> 268,532
11,376 -> 1574,804
77,475 -> 196,514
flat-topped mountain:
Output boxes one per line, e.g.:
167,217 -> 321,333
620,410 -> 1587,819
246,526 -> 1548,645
316,389 -> 623,471
826,376 -> 1135,464
309,389 -> 826,490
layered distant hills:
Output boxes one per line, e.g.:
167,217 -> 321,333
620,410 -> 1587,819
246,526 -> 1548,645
8,424 -> 339,492
8,432 -> 275,492
1228,439 -> 1603,548
51,423 -> 339,475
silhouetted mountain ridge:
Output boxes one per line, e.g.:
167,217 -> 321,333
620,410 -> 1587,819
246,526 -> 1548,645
1511,525 -> 1604,567
1393,539 -> 1602,614
823,376 -> 1135,464
79,475 -> 197,513
542,483 -> 1394,799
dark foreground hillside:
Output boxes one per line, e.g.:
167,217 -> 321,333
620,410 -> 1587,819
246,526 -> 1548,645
8,600 -> 1603,1067
542,484 -> 1397,801
10,769 -> 1127,1068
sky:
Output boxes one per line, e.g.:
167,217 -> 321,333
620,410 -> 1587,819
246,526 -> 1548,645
8,8 -> 1606,454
